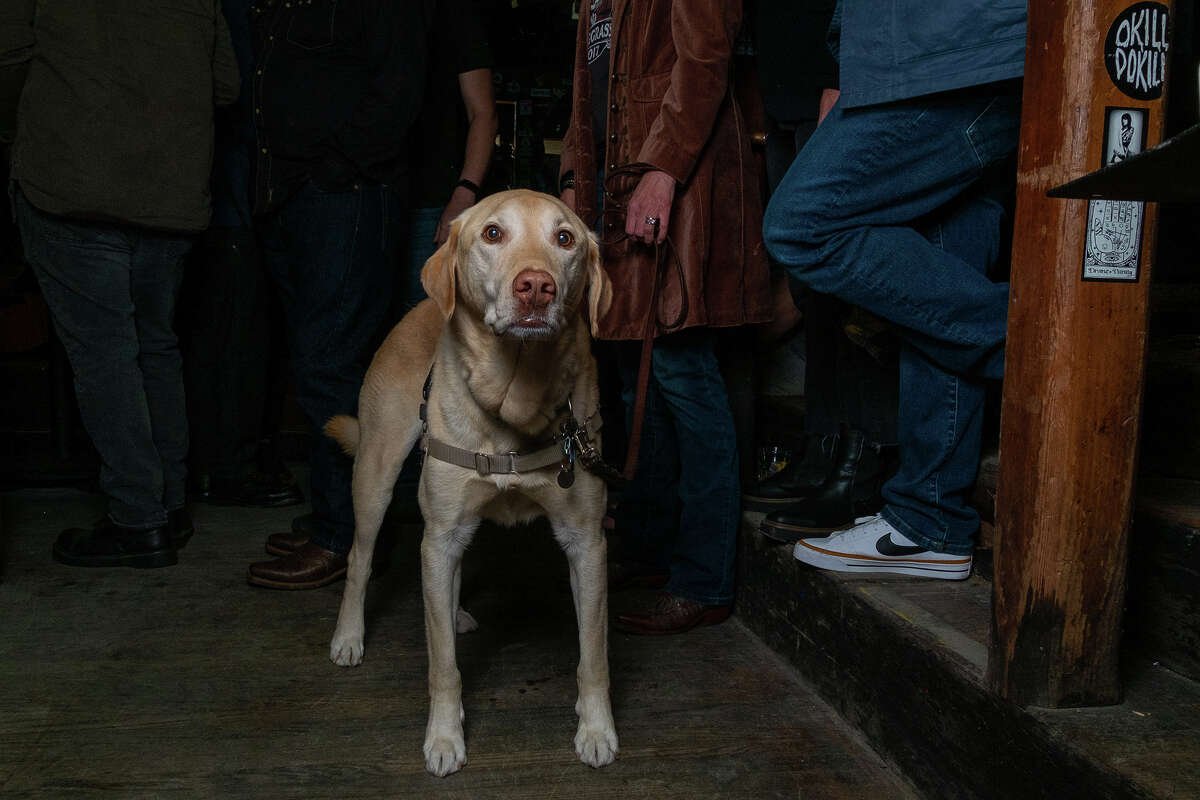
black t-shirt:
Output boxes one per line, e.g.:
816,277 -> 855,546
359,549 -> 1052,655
754,0 -> 838,122
587,0 -> 613,149
409,0 -> 494,208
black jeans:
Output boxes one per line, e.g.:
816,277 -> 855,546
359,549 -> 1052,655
261,181 -> 401,554
15,188 -> 191,528
180,224 -> 274,481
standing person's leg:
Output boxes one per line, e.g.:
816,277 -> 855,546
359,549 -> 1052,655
129,229 -> 193,519
182,225 -> 300,507
396,206 -> 441,315
617,328 -> 739,633
613,350 -> 680,579
763,88 -> 1020,574
250,182 -> 400,588
14,190 -> 176,566
882,187 -> 1010,552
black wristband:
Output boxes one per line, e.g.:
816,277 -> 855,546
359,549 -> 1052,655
559,170 -> 576,193
455,178 -> 479,196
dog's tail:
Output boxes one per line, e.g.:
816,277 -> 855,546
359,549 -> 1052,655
324,415 -> 361,457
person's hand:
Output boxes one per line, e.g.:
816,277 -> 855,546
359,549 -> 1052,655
435,185 -> 477,247
817,88 -> 840,126
560,186 -> 577,210
625,170 -> 675,245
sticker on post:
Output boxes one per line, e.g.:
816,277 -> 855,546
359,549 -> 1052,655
1082,107 -> 1148,283
1104,2 -> 1170,100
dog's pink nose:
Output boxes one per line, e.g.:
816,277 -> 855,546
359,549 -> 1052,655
513,269 -> 557,308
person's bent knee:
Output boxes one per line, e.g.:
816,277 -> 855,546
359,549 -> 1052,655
762,194 -> 826,275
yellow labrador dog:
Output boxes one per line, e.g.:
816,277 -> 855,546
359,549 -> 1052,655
325,190 -> 617,777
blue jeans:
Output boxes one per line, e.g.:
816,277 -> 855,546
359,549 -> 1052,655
763,87 -> 1021,554
616,329 -> 741,606
15,188 -> 192,528
394,205 -> 441,313
261,181 -> 401,554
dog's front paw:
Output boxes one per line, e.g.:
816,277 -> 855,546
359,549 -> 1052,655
329,631 -> 364,667
423,733 -> 467,777
574,721 -> 618,768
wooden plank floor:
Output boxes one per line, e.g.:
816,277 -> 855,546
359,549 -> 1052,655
0,487 -> 915,799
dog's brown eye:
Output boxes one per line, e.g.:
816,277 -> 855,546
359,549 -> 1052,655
556,230 -> 574,248
483,224 -> 503,243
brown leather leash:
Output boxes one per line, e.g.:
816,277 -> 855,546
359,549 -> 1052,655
602,164 -> 689,483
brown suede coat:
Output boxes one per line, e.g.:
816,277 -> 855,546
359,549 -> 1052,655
561,0 -> 771,341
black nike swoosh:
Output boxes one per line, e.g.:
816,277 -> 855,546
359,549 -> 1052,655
875,533 -> 927,556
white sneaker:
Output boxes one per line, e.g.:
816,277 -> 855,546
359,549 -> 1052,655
792,515 -> 973,580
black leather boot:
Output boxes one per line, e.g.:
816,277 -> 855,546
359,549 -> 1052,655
760,428 -> 892,543
742,434 -> 837,512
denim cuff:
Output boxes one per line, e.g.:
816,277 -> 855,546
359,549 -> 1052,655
880,506 -> 975,557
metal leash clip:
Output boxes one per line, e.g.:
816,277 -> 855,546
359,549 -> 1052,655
558,420 -> 577,488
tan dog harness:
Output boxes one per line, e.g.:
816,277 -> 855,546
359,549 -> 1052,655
419,370 -> 605,487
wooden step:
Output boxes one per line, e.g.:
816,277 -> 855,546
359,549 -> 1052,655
736,513 -> 1200,800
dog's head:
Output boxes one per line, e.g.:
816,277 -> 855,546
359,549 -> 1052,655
421,189 -> 612,339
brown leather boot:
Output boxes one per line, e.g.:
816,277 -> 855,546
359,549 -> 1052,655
615,592 -> 731,635
247,542 -> 347,589
265,529 -> 309,556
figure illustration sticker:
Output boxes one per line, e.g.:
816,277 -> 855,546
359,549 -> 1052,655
1082,107 -> 1149,282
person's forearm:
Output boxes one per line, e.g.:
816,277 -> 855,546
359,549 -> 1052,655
456,68 -> 497,187
458,104 -> 496,187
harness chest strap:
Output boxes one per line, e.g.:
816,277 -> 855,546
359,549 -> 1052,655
422,414 -> 602,477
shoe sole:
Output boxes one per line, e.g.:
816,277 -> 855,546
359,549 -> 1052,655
792,539 -> 972,580
760,518 -> 855,540
52,546 -> 178,569
741,494 -> 818,513
615,606 -> 731,636
246,567 -> 347,590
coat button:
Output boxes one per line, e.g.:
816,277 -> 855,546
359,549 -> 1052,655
609,164 -> 616,171
609,134 -> 617,143
610,103 -> 618,112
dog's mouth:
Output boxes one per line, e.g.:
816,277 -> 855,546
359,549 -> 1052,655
505,314 -> 557,339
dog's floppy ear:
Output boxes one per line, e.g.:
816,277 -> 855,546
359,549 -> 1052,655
421,218 -> 461,319
584,232 -> 612,338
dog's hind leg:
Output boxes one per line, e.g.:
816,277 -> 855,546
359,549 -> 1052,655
422,519 -> 477,776
329,415 -> 419,668
553,517 -> 619,768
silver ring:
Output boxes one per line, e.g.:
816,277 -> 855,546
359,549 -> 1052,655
645,216 -> 659,227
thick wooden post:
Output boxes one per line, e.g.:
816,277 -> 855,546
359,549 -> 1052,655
990,0 -> 1174,706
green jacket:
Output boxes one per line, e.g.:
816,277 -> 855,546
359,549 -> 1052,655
0,0 -> 34,143
5,1 -> 239,232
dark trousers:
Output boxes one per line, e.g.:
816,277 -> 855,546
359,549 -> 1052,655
15,188 -> 191,528
260,182 -> 401,554
180,225 -> 273,481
